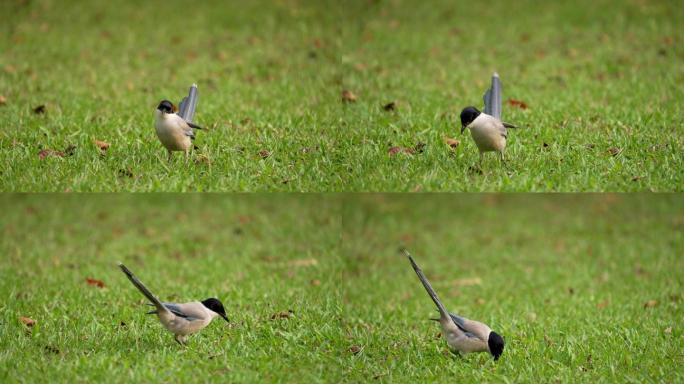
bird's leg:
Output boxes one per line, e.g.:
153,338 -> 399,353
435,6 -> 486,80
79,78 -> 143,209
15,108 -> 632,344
174,334 -> 187,347
184,149 -> 189,165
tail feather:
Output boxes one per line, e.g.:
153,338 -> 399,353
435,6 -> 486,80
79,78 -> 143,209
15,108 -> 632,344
179,84 -> 198,123
404,250 -> 450,320
483,72 -> 502,120
118,263 -> 165,311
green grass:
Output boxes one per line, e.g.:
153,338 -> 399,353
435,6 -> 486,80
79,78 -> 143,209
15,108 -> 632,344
1,0 -> 683,191
340,194 -> 683,381
2,195 -> 682,382
0,194 -> 345,382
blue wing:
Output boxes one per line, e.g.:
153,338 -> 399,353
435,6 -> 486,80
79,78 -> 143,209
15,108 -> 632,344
146,303 -> 200,321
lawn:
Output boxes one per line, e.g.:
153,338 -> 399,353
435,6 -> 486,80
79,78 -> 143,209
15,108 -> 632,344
340,194 -> 684,381
1,0 -> 682,191
0,194 -> 345,382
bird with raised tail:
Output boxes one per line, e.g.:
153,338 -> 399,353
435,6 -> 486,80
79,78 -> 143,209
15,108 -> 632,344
404,250 -> 505,360
154,84 -> 203,162
460,73 -> 517,165
118,263 -> 229,345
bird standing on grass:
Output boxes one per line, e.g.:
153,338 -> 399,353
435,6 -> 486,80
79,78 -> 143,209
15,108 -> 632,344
460,73 -> 517,165
154,84 -> 203,162
404,250 -> 505,360
118,263 -> 229,346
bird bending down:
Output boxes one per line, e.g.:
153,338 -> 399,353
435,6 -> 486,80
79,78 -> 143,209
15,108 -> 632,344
118,263 -> 229,346
155,100 -> 203,162
404,250 -> 504,360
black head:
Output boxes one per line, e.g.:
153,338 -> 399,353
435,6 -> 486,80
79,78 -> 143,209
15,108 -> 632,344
460,106 -> 481,133
488,331 -> 505,360
157,100 -> 175,114
201,298 -> 229,323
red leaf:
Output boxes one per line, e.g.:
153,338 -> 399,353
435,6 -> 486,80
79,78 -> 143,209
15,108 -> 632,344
388,146 -> 415,156
506,99 -> 528,109
19,316 -> 36,327
86,277 -> 105,288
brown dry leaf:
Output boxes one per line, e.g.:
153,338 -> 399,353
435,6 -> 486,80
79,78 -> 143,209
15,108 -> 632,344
194,153 -> 211,165
288,258 -> 318,267
664,327 -> 673,334
0,95 -> 6,105
270,310 -> 293,320
388,146 -> 415,156
506,99 -> 528,109
445,137 -> 460,149
86,277 -> 105,288
38,149 -> 65,159
258,149 -> 271,159
94,140 -> 110,152
341,89 -> 357,103
33,105 -> 46,114
451,277 -> 482,287
118,168 -> 134,178
20,316 -> 36,327
349,345 -> 363,355
475,298 -> 486,305
607,147 -> 622,156
597,300 -> 609,309
310,279 -> 321,286
544,334 -> 554,346
643,300 -> 658,308
383,101 -> 396,111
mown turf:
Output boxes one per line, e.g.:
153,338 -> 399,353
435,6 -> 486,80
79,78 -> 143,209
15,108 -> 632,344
0,194 -> 344,382
1,0 -> 682,191
340,194 -> 684,381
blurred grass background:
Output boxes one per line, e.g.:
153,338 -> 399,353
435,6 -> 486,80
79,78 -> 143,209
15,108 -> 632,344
1,0 -> 682,191
0,194 -> 344,381
340,194 -> 684,381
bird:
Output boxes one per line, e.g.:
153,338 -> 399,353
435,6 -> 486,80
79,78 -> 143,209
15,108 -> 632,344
404,250 -> 505,360
118,263 -> 229,346
460,73 -> 517,165
154,84 -> 203,162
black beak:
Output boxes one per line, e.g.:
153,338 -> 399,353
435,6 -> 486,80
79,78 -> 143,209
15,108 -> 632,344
221,314 -> 230,323
460,125 -> 466,134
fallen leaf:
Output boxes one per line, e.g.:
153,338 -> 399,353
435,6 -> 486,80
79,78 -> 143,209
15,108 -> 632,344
382,101 -> 396,111
44,345 -> 60,354
506,99 -> 528,109
86,277 -> 105,288
118,168 -> 134,178
607,147 -> 622,156
258,149 -> 270,159
94,140 -> 110,152
388,146 -> 415,156
270,310 -> 294,320
288,258 -> 318,267
597,299 -> 609,309
0,95 -> 6,105
64,144 -> 76,157
33,105 -> 46,114
664,327 -> 672,334
451,277 -> 482,287
643,300 -> 658,308
20,316 -> 36,327
237,215 -> 252,224
310,279 -> 321,286
544,334 -> 554,346
38,149 -> 65,159
341,89 -> 357,103
444,137 -> 460,149
475,298 -> 486,305
349,345 -> 363,355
